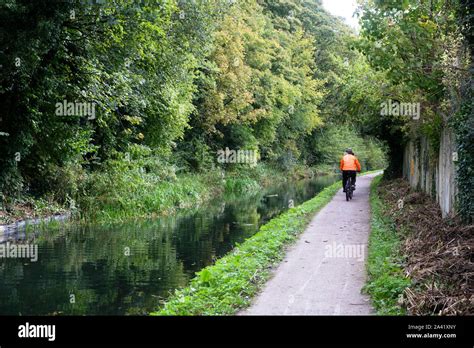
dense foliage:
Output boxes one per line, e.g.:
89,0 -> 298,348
1,0 -> 471,221
1,0 -> 390,217
356,0 -> 473,220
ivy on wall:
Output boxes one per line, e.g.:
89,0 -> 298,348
451,0 -> 474,223
450,86 -> 474,223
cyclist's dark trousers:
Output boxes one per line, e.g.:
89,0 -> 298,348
342,170 -> 357,190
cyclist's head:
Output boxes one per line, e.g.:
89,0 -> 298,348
345,148 -> 354,155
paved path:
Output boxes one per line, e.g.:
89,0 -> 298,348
241,173 -> 380,315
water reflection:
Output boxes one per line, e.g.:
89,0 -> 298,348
0,175 -> 336,315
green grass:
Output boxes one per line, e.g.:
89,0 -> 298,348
151,180 -> 342,315
77,170 -> 219,223
364,175 -> 410,315
224,176 -> 261,194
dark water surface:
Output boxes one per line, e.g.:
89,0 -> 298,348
0,175 -> 337,315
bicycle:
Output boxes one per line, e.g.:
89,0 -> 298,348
345,176 -> 355,201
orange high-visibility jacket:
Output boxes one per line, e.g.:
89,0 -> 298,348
340,154 -> 361,171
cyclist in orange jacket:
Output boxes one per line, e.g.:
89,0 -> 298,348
340,148 -> 361,192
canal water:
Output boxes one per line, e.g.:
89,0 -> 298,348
0,175 -> 337,315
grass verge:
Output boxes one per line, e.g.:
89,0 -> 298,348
151,180 -> 342,315
364,175 -> 410,315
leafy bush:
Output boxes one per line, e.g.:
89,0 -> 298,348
76,149 -> 223,222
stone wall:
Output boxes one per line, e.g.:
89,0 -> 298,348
402,128 -> 457,218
